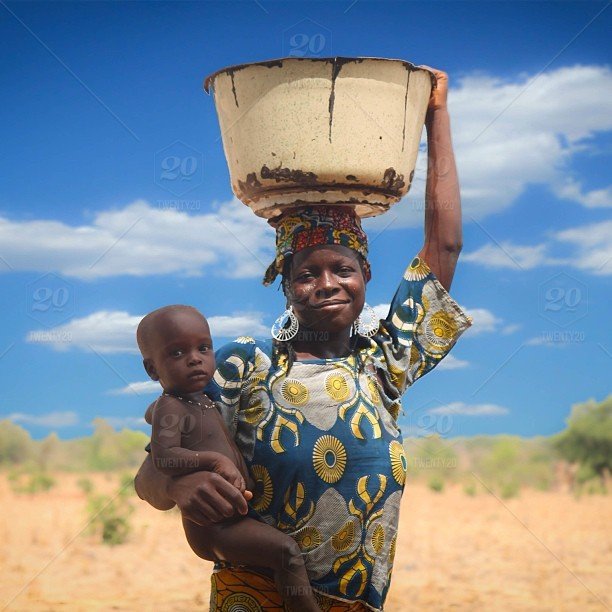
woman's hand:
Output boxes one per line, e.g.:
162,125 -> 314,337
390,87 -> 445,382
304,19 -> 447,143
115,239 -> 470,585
167,470 -> 252,525
419,66 -> 449,119
210,454 -> 248,493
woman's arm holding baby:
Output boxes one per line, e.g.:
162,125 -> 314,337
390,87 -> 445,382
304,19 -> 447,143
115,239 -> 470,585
135,397 -> 250,522
134,455 -> 250,523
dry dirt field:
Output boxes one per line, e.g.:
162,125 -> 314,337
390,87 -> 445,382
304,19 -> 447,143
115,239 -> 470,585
0,473 -> 610,611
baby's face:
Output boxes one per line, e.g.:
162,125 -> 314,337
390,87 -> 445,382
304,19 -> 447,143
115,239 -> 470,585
146,310 -> 215,395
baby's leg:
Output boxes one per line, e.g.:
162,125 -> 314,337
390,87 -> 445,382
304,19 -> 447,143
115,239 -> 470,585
182,516 -> 321,612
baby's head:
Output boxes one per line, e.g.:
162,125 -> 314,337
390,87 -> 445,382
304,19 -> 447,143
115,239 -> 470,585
136,305 -> 215,395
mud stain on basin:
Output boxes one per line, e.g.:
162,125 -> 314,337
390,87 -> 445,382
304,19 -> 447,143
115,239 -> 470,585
237,172 -> 262,197
260,164 -> 319,186
382,168 -> 405,194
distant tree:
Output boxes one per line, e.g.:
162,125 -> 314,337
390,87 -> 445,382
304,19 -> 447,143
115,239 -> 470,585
38,432 -> 60,471
553,395 -> 612,479
85,418 -> 149,471
479,435 -> 521,494
0,420 -> 34,464
86,418 -> 122,470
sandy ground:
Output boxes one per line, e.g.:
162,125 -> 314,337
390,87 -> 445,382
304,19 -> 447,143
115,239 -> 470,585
0,473 -> 610,611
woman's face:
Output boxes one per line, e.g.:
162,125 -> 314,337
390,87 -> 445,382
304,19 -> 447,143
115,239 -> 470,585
287,244 -> 366,334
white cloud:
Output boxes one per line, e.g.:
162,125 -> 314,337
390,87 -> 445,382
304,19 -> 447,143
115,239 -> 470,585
371,303 -> 391,320
437,354 -> 470,370
552,220 -> 612,276
462,307 -> 504,334
462,242 -> 550,270
525,336 -> 565,348
108,380 -> 161,395
525,331 -> 585,348
364,64 -> 612,230
0,199 -> 274,280
26,310 -> 141,353
460,306 -> 518,337
6,411 -> 78,427
463,219 -> 612,275
208,313 -> 269,338
554,179 -> 612,208
26,309 -> 269,353
428,402 -> 509,416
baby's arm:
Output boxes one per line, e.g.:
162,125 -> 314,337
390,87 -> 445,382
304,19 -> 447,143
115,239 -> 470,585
150,396 -> 246,490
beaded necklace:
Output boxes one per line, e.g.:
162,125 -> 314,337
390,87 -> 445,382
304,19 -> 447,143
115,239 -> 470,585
162,392 -> 215,410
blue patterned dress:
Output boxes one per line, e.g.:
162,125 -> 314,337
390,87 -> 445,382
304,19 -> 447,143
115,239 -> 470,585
205,256 -> 472,611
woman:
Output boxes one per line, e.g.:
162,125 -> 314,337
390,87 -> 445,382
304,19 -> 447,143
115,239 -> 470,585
135,68 -> 471,611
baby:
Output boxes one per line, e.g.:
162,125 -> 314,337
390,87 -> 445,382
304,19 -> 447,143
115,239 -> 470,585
137,305 -> 320,612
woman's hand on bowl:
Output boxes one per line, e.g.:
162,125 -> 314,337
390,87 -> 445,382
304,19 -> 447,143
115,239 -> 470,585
419,65 -> 449,115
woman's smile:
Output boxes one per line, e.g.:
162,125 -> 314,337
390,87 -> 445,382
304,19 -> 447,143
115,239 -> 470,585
312,299 -> 350,310
288,244 -> 366,335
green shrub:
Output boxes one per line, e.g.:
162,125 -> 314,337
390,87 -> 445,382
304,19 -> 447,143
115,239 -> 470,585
468,435 -> 556,494
585,480 -> 607,495
28,472 -> 55,493
573,465 -> 608,497
118,472 -> 136,498
0,420 -> 34,465
553,395 -> 612,479
87,491 -> 134,546
500,481 -> 520,499
9,470 -> 55,494
405,435 -> 459,487
428,476 -> 444,492
463,483 -> 477,497
575,463 -> 598,485
76,477 -> 94,495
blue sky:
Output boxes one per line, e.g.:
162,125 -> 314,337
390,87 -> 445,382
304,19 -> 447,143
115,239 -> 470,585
0,0 -> 610,440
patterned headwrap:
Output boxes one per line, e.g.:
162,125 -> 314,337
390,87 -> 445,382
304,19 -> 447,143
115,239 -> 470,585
263,206 -> 371,286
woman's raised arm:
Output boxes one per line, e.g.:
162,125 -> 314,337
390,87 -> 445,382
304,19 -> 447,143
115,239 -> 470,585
417,68 -> 463,291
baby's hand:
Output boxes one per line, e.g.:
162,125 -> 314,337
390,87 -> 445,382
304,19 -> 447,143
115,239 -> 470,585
211,455 -> 247,492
